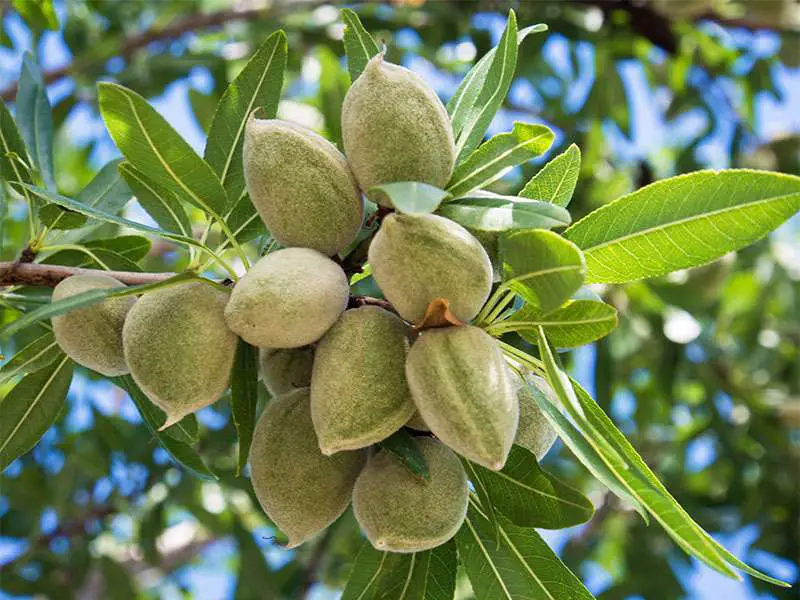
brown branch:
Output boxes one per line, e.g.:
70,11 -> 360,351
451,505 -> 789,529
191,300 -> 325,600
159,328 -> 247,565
0,0 -> 327,102
0,261 -> 175,287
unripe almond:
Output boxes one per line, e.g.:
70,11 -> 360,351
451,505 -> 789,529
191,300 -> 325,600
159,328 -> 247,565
224,248 -> 349,349
259,347 -> 314,396
368,213 -> 493,323
341,54 -> 455,205
311,306 -> 415,454
249,389 -> 365,548
123,282 -> 237,427
353,438 -> 468,553
406,325 -> 518,470
51,274 -> 135,376
512,370 -> 558,460
243,116 -> 363,255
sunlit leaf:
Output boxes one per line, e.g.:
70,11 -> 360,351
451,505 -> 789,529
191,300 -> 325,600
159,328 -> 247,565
16,53 -> 55,190
0,332 -> 60,384
119,162 -> 192,236
370,181 -> 449,215
205,30 -> 287,201
448,122 -> 554,197
565,169 -> 800,283
520,143 -> 581,208
500,230 -> 584,313
438,192 -> 570,233
341,8 -> 380,81
98,82 -> 229,216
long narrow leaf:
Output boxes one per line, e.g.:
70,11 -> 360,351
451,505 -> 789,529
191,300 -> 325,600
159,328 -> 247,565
16,53 -> 55,190
98,82 -> 229,216
0,354 -> 73,472
119,162 -> 192,236
0,332 -> 60,383
448,122 -> 554,197
230,339 -> 259,476
520,143 -> 581,208
341,8 -> 380,81
115,376 -> 216,480
205,30 -> 287,201
456,500 -> 595,599
564,169 -> 800,283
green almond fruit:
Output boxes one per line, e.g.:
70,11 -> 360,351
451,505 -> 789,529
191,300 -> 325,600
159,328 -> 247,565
311,306 -> 415,454
368,213 -> 493,323
250,389 -> 365,548
259,346 -> 314,396
51,274 -> 135,376
353,437 -> 468,553
224,248 -> 349,348
341,53 -> 455,206
243,116 -> 364,255
123,282 -> 237,427
406,325 -> 518,470
513,370 -> 559,460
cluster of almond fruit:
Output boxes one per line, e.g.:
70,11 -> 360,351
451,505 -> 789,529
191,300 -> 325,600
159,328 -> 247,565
50,53 -> 557,553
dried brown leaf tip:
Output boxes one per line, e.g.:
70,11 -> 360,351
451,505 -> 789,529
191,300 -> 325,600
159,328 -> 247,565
414,298 -> 463,331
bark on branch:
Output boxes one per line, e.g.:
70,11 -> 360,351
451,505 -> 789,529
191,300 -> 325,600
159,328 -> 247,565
0,261 -> 176,287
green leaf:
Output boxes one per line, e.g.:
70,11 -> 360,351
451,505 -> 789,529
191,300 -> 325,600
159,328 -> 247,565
341,540 -> 457,600
45,158 -> 132,235
0,354 -> 73,472
0,101 -> 34,193
87,236 -> 152,261
0,332 -> 60,384
500,230 -> 584,313
463,446 -> 593,529
115,375 -> 216,480
520,143 -> 581,208
369,182 -> 449,215
98,82 -> 229,216
230,339 -> 259,476
564,169 -> 800,283
377,429 -> 430,482
11,0 -> 58,30
570,379 -> 790,587
0,271 -> 199,339
119,162 -> 192,236
16,53 -> 55,190
456,501 -> 595,600
341,8 -> 380,82
21,184 -> 207,251
438,192 -> 570,233
317,45 -> 349,145
493,299 -> 618,347
205,30 -> 287,201
42,247 -> 142,272
39,204 -> 87,229
448,122 -> 554,197
224,192 -> 267,245
449,21 -> 546,150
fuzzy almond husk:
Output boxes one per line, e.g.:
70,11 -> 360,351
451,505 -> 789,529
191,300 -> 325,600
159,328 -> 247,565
51,274 -> 135,376
406,325 -> 518,470
368,213 -> 492,323
249,389 -> 365,548
512,370 -> 559,460
311,306 -> 415,454
259,346 -> 314,396
341,53 -> 455,206
122,282 -> 237,427
225,248 -> 349,349
243,116 -> 363,255
353,437 -> 468,553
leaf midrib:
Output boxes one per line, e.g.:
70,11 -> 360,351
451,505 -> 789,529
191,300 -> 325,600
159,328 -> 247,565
490,468 -> 591,510
0,355 -> 69,456
575,192 -> 800,254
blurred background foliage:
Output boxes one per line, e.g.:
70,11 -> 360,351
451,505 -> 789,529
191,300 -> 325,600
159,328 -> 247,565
0,0 -> 798,598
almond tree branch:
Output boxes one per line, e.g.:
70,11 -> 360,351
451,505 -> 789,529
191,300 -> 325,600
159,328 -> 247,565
0,0 -> 327,102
